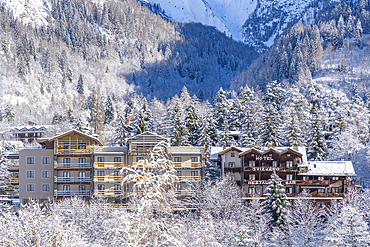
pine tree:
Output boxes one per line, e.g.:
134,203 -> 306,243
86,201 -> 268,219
228,92 -> 243,131
73,117 -> 84,132
104,95 -> 114,124
170,103 -> 189,146
262,172 -> 288,229
214,88 -> 230,131
307,111 -> 327,161
134,98 -> 154,134
185,102 -> 203,146
77,74 -> 84,94
114,115 -> 128,146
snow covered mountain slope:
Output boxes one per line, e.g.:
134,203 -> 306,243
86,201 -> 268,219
0,0 -> 51,26
148,0 -> 257,41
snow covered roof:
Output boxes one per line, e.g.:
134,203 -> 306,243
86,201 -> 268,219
300,161 -> 356,176
127,131 -> 169,141
49,129 -> 103,146
210,147 -> 224,160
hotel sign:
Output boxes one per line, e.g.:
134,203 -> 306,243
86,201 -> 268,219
248,180 -> 269,185
252,167 -> 279,171
256,155 -> 274,161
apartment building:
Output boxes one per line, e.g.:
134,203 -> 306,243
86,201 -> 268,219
10,130 -> 205,203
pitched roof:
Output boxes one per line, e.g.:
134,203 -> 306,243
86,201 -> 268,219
300,161 -> 356,176
218,147 -> 243,155
48,129 -> 103,146
127,131 -> 169,141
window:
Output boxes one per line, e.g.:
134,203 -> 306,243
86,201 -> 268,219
27,157 -> 34,165
97,157 -> 104,162
114,171 -> 120,177
97,171 -> 104,176
286,174 -> 293,181
251,153 -> 254,157
63,158 -> 70,167
26,184 -> 35,192
136,157 -> 143,162
318,188 -> 324,193
63,185 -> 70,191
64,143 -> 70,150
272,161 -> 277,167
42,171 -> 50,178
287,187 -> 293,194
79,185 -> 86,191
318,176 -> 324,181
98,184 -> 105,190
79,171 -> 86,177
303,176 -> 309,181
326,188 -> 332,193
269,154 -> 272,157
114,184 -> 121,192
63,171 -> 70,177
114,157 -> 121,162
191,157 -> 198,162
191,171 -> 198,176
27,171 -> 35,178
42,184 -> 50,192
228,162 -> 235,168
287,154 -> 290,157
249,161 -> 255,167
42,157 -> 50,165
174,157 -> 182,162
332,176 -> 339,180
333,187 -> 339,193
286,161 -> 293,168
175,184 -> 181,191
79,158 -> 86,164
248,187 -> 255,194
78,143 -> 86,149
231,152 -> 235,157
249,174 -> 255,181
176,171 -> 182,176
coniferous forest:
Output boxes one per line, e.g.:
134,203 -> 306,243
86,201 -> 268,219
1,0 -> 370,245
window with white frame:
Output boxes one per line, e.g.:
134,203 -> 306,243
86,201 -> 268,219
318,188 -> 325,193
98,184 -> 105,190
318,176 -> 324,181
286,174 -> 293,181
286,161 -> 293,168
79,171 -> 86,177
114,184 -> 121,191
228,162 -> 235,168
114,171 -> 120,177
272,161 -> 277,167
251,153 -> 255,157
333,187 -> 339,193
249,174 -> 255,181
249,161 -> 255,167
26,184 -> 35,192
248,187 -> 255,194
97,157 -> 104,162
79,158 -> 86,164
27,157 -> 34,165
42,157 -> 50,165
191,157 -> 198,162
42,171 -> 50,178
174,157 -> 182,162
63,171 -> 70,177
332,176 -> 339,180
42,184 -> 50,192
191,171 -> 198,176
78,143 -> 86,150
287,187 -> 293,194
27,171 -> 35,178
287,154 -> 290,157
63,185 -> 70,191
303,176 -> 309,181
97,171 -> 104,176
114,157 -> 121,162
79,185 -> 86,191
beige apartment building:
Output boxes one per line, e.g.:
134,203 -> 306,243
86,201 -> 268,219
10,130 -> 205,204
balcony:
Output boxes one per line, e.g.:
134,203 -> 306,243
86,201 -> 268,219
178,176 -> 201,183
7,164 -> 19,172
244,166 -> 280,172
94,176 -> 121,183
175,190 -> 196,196
55,148 -> 91,155
55,162 -> 91,169
55,177 -> 91,183
94,190 -> 122,197
9,178 -> 19,185
172,162 -> 202,169
94,162 -> 124,169
55,191 -> 90,197
296,180 -> 330,186
309,192 -> 344,198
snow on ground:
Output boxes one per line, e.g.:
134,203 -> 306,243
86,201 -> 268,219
150,0 -> 257,41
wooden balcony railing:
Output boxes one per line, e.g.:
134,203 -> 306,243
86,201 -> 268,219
55,191 -> 90,197
55,177 -> 91,183
56,148 -> 91,155
94,190 -> 122,197
296,180 -> 330,186
178,176 -> 201,182
94,176 -> 121,183
7,165 -> 19,171
94,162 -> 124,169
55,163 -> 91,169
172,162 -> 202,169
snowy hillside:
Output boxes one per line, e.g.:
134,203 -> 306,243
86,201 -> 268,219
148,0 -> 257,41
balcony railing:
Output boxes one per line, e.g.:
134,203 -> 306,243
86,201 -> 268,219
94,190 -> 122,197
56,148 -> 91,155
94,162 -> 124,169
55,191 -> 90,197
55,163 -> 91,169
178,176 -> 201,182
172,162 -> 202,169
55,177 -> 91,183
9,178 -> 19,185
7,165 -> 19,171
175,190 -> 196,196
296,180 -> 330,186
94,176 -> 121,183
